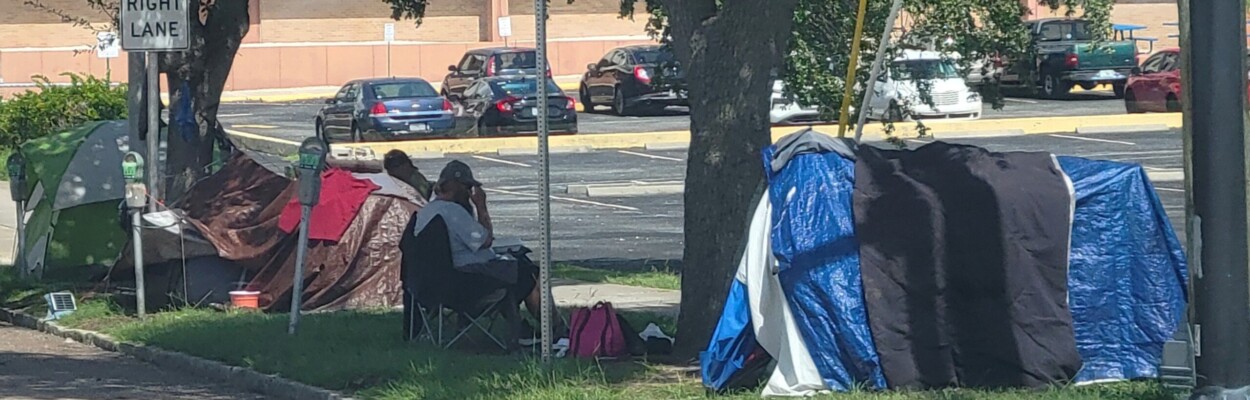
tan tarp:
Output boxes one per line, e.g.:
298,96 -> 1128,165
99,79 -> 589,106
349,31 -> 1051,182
180,154 -> 418,311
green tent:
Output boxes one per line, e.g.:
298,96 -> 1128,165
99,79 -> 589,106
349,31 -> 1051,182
19,121 -> 135,280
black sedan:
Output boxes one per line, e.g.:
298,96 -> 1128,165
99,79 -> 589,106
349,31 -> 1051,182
315,78 -> 456,143
579,45 -> 687,116
455,76 -> 578,137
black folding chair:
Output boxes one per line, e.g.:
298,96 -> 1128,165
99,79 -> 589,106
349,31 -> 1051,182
400,214 -> 521,350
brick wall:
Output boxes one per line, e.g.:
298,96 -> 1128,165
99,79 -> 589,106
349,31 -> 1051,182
509,0 -> 637,15
260,0 -> 486,19
260,17 -> 483,43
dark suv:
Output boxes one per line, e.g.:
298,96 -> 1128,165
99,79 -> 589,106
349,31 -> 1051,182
578,45 -> 687,116
441,47 -> 552,102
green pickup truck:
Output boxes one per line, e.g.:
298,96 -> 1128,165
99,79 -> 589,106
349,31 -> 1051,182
1001,18 -> 1139,99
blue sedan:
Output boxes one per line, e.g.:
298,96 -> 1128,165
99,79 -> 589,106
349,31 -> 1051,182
315,78 -> 456,142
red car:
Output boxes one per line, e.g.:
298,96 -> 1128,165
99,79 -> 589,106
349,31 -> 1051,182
1125,48 -> 1249,113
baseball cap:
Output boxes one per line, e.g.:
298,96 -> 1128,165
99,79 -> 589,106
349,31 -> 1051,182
438,160 -> 482,187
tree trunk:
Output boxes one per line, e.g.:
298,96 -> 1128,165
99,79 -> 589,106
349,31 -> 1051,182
163,0 -> 250,204
665,0 -> 800,358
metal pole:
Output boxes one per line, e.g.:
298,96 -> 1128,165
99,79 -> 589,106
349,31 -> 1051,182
534,0 -> 553,364
14,201 -> 25,279
145,52 -> 160,213
1187,0 -> 1250,391
836,0 -> 871,137
388,43 -> 393,77
127,53 -> 145,164
288,205 -> 312,335
132,209 -> 146,318
854,0 -> 904,143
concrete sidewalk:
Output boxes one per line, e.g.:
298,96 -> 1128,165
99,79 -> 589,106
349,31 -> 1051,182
208,75 -> 584,104
553,278 -> 680,317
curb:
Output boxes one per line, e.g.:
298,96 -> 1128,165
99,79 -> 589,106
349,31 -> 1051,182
0,307 -> 353,400
225,113 -> 1183,157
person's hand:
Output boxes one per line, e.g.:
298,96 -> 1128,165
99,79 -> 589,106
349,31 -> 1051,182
470,186 -> 487,208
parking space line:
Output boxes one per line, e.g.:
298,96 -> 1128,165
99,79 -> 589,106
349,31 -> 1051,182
232,124 -> 278,129
618,150 -> 683,162
473,155 -> 532,168
484,188 -> 640,211
219,113 -> 253,118
1105,154 -> 1179,162
908,139 -> 933,144
1156,187 -> 1185,193
1078,150 -> 1175,158
1004,98 -> 1039,104
1049,134 -> 1136,146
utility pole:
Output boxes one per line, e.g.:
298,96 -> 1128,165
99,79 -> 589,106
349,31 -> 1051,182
1183,0 -> 1250,393
127,53 -> 146,153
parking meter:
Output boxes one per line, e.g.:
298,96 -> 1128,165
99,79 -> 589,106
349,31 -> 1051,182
289,137 -> 327,335
122,152 -> 147,209
7,153 -> 26,202
297,137 -> 328,206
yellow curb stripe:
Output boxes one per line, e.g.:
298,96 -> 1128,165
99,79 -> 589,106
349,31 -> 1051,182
227,113 -> 1181,156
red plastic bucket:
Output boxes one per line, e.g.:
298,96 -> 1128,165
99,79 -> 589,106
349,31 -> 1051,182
229,291 -> 261,309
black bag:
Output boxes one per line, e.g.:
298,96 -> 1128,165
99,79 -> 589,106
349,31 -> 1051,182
614,315 -> 648,357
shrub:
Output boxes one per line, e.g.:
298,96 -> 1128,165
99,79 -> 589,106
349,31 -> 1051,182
0,73 -> 127,154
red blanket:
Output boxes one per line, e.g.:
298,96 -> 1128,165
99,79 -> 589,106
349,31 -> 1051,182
278,169 -> 380,242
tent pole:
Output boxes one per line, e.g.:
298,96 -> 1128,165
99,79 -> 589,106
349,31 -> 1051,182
855,0 -> 904,143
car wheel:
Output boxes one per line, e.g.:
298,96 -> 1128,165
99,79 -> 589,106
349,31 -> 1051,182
1112,83 -> 1127,99
1042,73 -> 1070,99
579,86 -> 596,114
613,87 -> 632,116
1166,94 -> 1182,113
1124,90 -> 1143,114
1078,82 -> 1097,91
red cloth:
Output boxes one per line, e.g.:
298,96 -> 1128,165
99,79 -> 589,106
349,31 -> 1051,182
278,169 -> 381,242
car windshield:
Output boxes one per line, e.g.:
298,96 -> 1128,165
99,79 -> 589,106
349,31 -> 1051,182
1038,21 -> 1093,42
491,78 -> 563,97
371,81 -> 437,99
495,51 -> 539,70
894,59 -> 962,80
634,49 -> 675,65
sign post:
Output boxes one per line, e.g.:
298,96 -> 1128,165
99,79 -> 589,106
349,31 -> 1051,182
498,16 -> 513,47
533,0 -> 553,364
289,138 -> 327,335
121,0 -> 189,213
121,152 -> 148,317
96,31 -> 120,80
384,23 -> 395,77
7,154 -> 27,279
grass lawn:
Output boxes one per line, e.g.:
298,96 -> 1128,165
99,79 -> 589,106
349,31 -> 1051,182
1,267 -> 1179,400
553,264 -> 680,291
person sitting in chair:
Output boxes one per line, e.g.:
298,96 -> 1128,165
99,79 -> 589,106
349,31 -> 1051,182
413,160 -> 561,342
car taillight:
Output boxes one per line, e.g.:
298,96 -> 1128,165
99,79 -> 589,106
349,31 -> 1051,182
486,57 -> 496,77
442,98 -> 453,111
566,96 -> 577,110
370,102 -> 388,116
495,97 -> 519,113
634,66 -> 652,84
1065,53 -> 1079,68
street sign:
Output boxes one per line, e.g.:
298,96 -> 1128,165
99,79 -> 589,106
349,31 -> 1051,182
384,23 -> 396,43
96,32 -> 120,59
498,16 -> 513,38
120,0 -> 190,51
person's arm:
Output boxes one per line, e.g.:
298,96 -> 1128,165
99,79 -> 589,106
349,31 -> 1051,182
470,186 -> 494,247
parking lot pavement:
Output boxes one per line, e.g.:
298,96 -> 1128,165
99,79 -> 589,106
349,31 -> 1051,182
329,128 -> 1179,268
217,92 -> 1128,143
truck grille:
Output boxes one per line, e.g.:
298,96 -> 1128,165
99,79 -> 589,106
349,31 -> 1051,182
932,91 -> 960,106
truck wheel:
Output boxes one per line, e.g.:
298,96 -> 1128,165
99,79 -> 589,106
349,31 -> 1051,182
1112,83 -> 1127,99
1042,74 -> 1071,99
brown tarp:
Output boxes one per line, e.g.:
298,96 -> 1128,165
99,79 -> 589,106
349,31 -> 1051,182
181,154 -> 418,311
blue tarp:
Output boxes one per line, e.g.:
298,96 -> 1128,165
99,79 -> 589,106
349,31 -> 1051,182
700,280 -> 757,390
700,149 -> 1189,393
1059,156 -> 1189,383
761,147 -> 887,391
